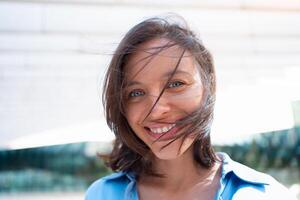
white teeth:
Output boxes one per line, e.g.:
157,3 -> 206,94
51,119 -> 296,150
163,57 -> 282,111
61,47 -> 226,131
149,124 -> 176,134
162,127 -> 168,132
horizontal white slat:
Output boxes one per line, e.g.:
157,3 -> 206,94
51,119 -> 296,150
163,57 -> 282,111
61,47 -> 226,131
200,35 -> 300,54
0,33 -> 121,53
1,2 -> 300,36
0,2 -> 43,31
3,0 -> 300,11
43,5 -> 153,34
1,33 -> 300,54
0,52 -> 110,68
0,33 -> 79,52
213,54 -> 300,71
44,6 -> 300,36
0,52 -> 299,71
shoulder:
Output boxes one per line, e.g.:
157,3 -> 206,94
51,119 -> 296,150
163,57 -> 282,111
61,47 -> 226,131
231,175 -> 296,200
85,172 -> 133,200
231,165 -> 295,200
217,152 -> 297,200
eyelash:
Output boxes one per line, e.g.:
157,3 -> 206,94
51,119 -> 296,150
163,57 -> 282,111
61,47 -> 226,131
127,81 -> 185,99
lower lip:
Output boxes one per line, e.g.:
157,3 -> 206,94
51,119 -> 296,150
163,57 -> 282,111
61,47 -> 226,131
146,126 -> 180,141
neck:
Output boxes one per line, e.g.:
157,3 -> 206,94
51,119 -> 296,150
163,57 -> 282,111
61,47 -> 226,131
141,147 -> 219,192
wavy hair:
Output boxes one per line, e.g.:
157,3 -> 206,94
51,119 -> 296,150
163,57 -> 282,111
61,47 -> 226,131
102,15 -> 217,177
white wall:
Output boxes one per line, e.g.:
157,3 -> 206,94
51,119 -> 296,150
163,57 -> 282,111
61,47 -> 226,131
1,0 -> 300,148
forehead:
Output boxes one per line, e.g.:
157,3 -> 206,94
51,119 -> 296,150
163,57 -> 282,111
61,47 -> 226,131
124,38 -> 197,81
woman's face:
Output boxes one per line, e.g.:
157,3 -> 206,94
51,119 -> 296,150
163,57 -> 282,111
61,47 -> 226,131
123,38 -> 203,160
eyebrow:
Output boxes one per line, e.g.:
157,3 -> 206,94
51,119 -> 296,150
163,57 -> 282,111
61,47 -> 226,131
126,70 -> 192,87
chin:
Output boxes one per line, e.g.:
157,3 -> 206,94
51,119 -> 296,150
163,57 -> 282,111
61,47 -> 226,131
151,138 -> 194,160
151,144 -> 186,160
153,151 -> 181,160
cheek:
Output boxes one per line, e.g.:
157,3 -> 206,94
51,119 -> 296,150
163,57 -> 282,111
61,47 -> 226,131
173,89 -> 203,113
189,94 -> 203,109
188,85 -> 203,110
125,104 -> 145,128
125,105 -> 149,143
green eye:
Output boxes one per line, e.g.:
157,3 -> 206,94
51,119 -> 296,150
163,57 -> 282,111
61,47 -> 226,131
168,81 -> 184,88
129,90 -> 145,98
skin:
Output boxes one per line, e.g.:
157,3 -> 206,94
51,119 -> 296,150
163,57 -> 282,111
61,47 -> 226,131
124,38 -> 221,200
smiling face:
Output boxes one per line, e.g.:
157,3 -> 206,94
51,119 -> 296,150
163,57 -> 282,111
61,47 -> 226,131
123,38 -> 204,160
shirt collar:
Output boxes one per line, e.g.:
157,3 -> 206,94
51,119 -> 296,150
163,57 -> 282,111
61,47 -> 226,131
101,171 -> 136,182
217,152 -> 271,185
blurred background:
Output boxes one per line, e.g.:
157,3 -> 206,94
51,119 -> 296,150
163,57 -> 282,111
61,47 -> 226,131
0,0 -> 300,199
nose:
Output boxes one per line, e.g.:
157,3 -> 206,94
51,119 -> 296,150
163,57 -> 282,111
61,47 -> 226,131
145,95 -> 171,120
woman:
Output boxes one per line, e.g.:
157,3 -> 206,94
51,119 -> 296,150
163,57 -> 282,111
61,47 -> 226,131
86,16 -> 296,200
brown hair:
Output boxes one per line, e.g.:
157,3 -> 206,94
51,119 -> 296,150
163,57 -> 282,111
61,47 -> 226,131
102,15 -> 217,176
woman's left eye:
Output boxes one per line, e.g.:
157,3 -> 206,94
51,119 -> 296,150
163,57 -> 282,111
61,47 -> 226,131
167,81 -> 184,88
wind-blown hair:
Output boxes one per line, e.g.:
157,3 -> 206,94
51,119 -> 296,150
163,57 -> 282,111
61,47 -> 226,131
102,15 -> 217,177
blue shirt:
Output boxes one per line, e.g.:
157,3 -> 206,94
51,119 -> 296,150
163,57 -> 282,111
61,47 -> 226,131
85,152 -> 296,200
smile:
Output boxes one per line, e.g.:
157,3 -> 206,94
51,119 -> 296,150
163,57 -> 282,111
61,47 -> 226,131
149,124 -> 176,134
